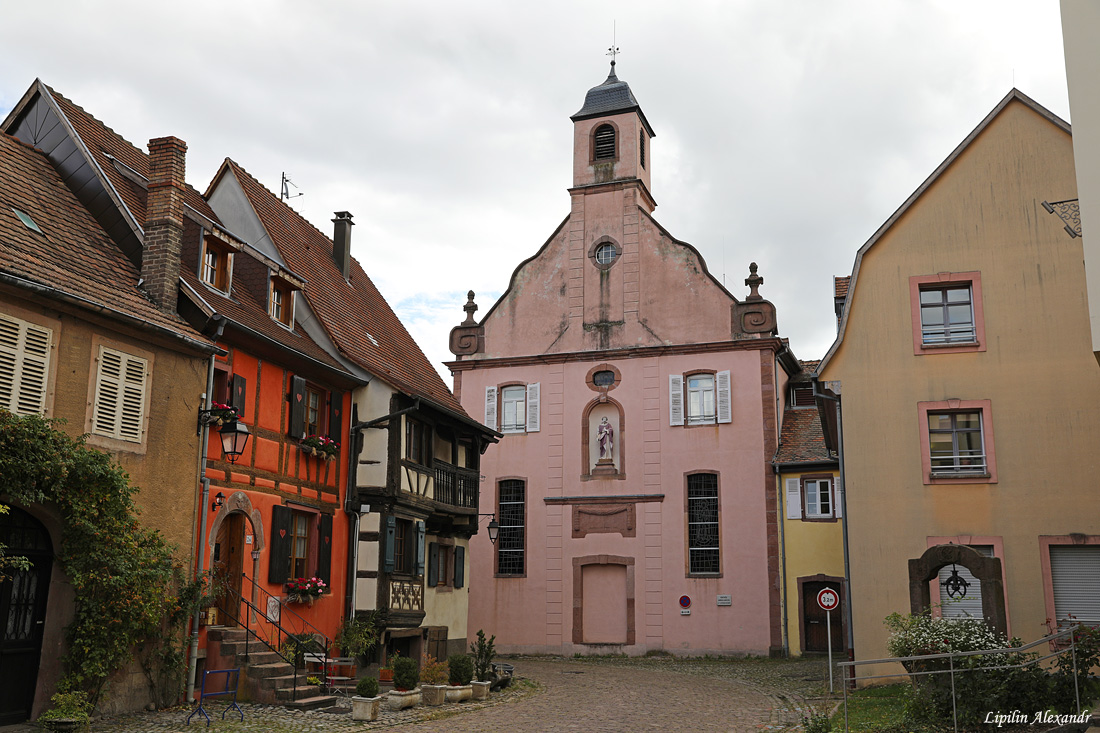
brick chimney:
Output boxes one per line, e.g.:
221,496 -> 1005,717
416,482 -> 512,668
332,211 -> 354,280
144,136 -> 187,313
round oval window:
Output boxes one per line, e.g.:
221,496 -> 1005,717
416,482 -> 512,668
595,243 -> 618,266
593,370 -> 615,388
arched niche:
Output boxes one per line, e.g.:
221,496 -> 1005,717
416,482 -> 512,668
581,395 -> 625,480
908,544 -> 1006,636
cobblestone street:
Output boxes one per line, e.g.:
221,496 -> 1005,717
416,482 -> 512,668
0,656 -> 833,733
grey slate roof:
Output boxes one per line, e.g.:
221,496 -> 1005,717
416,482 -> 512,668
571,62 -> 655,137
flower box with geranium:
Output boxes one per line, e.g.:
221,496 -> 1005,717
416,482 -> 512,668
299,434 -> 339,461
286,576 -> 327,605
201,402 -> 239,426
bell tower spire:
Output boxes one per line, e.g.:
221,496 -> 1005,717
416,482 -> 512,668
569,55 -> 655,209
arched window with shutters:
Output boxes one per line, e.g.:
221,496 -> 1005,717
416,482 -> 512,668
593,124 -> 616,160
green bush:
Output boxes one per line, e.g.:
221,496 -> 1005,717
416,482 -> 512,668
885,610 -> 1060,728
356,676 -> 379,698
36,690 -> 91,726
470,629 -> 496,682
392,655 -> 419,691
448,653 -> 474,685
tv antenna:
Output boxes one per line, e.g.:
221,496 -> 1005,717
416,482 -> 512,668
280,173 -> 304,202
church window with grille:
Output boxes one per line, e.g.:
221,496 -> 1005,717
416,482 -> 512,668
594,124 -> 616,160
687,473 -> 720,574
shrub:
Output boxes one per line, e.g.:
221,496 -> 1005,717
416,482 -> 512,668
1050,621 -> 1100,710
356,676 -> 379,698
448,653 -> 474,685
336,612 -> 380,659
885,610 -> 1057,728
420,655 -> 449,685
470,629 -> 497,682
36,690 -> 91,726
392,655 -> 419,691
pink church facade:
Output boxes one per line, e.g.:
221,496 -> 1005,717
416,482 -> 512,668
448,64 -> 799,656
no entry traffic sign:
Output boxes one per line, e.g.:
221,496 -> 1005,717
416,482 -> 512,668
817,587 -> 839,612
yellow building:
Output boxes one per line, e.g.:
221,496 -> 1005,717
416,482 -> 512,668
775,363 -> 844,657
817,90 -> 1100,675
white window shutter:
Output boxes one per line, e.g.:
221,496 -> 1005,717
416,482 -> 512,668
669,374 -> 684,426
526,382 -> 540,432
0,315 -> 52,416
834,478 -> 843,518
716,370 -> 732,424
785,478 -> 802,519
484,386 -> 498,431
93,348 -> 147,442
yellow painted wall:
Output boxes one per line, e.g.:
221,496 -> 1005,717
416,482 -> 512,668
0,293 -> 207,571
779,468 -> 844,656
423,536 -> 470,644
820,98 -> 1100,675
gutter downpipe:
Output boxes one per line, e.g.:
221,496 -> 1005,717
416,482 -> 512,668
772,459 -> 789,658
186,315 -> 226,703
816,384 -> 854,684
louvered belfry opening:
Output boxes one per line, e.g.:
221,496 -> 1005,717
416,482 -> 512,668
594,124 -> 616,160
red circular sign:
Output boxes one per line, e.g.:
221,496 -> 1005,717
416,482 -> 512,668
817,588 -> 839,611
679,595 -> 691,609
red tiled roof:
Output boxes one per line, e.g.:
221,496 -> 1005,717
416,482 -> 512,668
221,160 -> 466,414
0,132 -> 207,344
46,86 -> 220,226
45,86 -> 344,373
834,275 -> 850,299
775,407 -> 834,465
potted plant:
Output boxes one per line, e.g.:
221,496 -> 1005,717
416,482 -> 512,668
446,653 -> 474,702
352,677 -> 381,721
379,654 -> 395,684
201,402 -> 238,426
335,612 -> 379,663
470,629 -> 496,699
386,655 -> 421,710
419,655 -> 449,706
36,691 -> 91,731
285,576 -> 326,605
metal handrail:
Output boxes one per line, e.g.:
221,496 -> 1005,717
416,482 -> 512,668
212,581 -> 303,702
837,624 -> 1090,733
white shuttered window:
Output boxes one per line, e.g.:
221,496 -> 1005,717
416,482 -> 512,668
92,347 -> 148,443
0,314 -> 52,415
488,383 -> 540,434
670,371 -> 732,426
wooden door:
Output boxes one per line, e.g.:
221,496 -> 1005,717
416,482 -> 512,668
803,580 -> 844,653
0,507 -> 53,724
213,513 -> 245,627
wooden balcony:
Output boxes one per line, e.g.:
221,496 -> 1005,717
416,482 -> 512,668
433,463 -> 479,509
389,578 -> 423,612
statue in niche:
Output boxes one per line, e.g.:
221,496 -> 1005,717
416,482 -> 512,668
597,416 -> 614,462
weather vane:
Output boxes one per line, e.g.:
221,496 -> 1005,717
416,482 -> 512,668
607,21 -> 619,64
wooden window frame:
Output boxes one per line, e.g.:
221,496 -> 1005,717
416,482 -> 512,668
290,509 -> 313,579
405,417 -> 430,466
305,385 -> 326,437
685,471 -> 722,577
200,238 -> 233,292
917,400 -> 997,485
685,370 -> 716,426
909,272 -> 986,355
269,279 -> 295,328
800,474 -> 837,522
495,477 -> 526,578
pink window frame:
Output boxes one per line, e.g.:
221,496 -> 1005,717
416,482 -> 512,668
909,271 -> 986,355
1039,535 -> 1100,633
917,399 -> 997,485
926,535 -> 1010,636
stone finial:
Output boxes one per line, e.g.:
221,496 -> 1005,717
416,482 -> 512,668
462,290 -> 478,325
745,262 -> 763,301
450,290 -> 484,357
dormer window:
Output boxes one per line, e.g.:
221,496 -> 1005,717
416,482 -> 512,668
201,240 -> 233,292
269,280 -> 294,327
594,124 -> 616,160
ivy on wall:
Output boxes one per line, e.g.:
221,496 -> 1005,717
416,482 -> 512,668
0,412 -> 186,705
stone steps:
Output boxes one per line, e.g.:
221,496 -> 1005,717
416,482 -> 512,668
282,694 -> 342,711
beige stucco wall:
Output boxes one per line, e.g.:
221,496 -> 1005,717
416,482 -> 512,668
1061,0 -> 1100,359
353,380 -> 396,491
820,99 -> 1100,674
423,536 -> 470,643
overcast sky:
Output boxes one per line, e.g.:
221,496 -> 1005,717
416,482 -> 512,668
0,1 -> 1072,383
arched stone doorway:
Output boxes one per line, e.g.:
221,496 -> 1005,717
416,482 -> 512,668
207,492 -> 265,626
909,544 -> 1006,635
0,506 -> 54,724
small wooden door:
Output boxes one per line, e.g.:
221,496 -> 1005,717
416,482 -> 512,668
213,513 -> 245,627
0,507 -> 53,724
803,580 -> 844,653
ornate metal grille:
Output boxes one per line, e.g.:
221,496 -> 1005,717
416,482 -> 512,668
497,480 -> 525,576
688,473 -> 720,574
